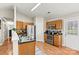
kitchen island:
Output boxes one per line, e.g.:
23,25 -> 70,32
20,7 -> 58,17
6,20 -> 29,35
19,40 -> 35,55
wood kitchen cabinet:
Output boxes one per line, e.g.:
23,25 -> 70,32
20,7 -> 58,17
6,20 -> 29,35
46,22 -> 54,29
22,22 -> 27,29
44,34 -> 47,42
19,42 -> 35,55
16,21 -> 33,30
16,21 -> 27,30
54,35 -> 62,47
27,42 -> 35,55
16,21 -> 23,29
46,20 -> 62,29
46,20 -> 62,47
19,43 -> 28,55
55,20 -> 62,29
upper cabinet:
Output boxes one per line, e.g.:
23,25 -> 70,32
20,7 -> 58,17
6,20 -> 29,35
55,20 -> 62,29
16,21 -> 34,30
16,21 -> 23,29
46,20 -> 62,30
22,22 -> 27,29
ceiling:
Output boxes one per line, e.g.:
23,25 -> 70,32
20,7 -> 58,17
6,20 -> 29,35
0,3 -> 79,19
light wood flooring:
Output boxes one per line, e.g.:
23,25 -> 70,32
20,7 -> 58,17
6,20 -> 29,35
0,38 -> 12,55
0,40 -> 79,55
36,41 -> 79,55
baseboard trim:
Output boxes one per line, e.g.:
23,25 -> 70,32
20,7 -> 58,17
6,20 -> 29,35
36,41 -> 44,43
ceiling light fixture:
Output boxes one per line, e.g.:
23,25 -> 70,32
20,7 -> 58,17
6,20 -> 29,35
31,3 -> 41,12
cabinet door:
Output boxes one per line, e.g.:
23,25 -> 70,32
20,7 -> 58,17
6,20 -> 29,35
19,43 -> 28,55
46,20 -> 62,30
54,35 -> 59,47
22,22 -> 27,29
44,34 -> 47,42
0,20 -> 1,30
55,20 -> 62,29
46,22 -> 49,29
19,42 -> 35,55
16,21 -> 23,29
27,42 -> 35,55
54,35 -> 62,47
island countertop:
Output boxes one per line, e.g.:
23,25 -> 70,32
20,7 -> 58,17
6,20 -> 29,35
18,40 -> 36,44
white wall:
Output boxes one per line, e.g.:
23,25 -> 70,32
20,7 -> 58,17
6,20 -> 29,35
43,20 -> 46,32
12,6 -> 18,55
63,16 -> 79,51
16,11 -> 33,23
0,19 -> 8,45
0,9 -> 13,19
34,16 -> 44,42
0,8 -> 14,45
0,29 -> 2,45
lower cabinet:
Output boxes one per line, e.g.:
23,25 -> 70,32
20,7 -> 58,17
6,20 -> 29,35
44,34 -> 47,42
53,35 -> 62,47
19,42 -> 35,55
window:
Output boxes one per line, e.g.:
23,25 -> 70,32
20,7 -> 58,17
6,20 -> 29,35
67,21 -> 78,35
